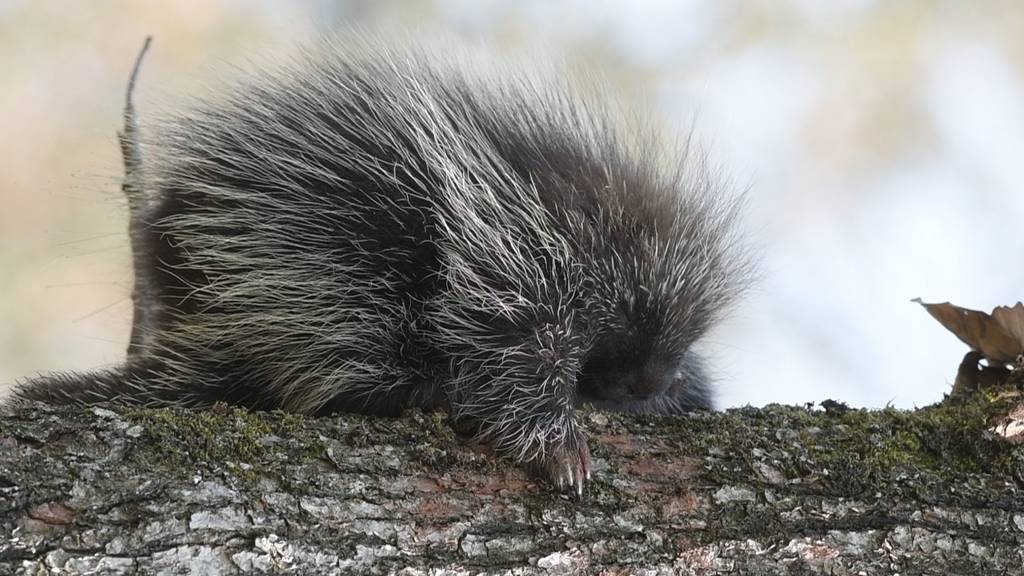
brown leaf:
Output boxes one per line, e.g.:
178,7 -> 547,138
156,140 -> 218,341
913,299 -> 1023,364
991,303 -> 1024,347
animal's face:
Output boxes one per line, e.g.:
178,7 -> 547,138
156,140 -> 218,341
541,140 -> 747,411
572,205 -> 737,411
575,286 -> 699,405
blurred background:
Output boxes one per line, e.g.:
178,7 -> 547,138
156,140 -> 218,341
2,0 -> 1022,408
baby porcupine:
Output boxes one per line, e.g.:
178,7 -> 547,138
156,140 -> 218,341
9,37 -> 750,493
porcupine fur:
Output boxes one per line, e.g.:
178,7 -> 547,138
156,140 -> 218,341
8,36 -> 750,492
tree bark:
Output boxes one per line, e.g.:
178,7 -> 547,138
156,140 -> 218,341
1,397 -> 1022,575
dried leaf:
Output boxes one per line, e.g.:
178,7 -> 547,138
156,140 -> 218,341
913,299 -> 1023,364
991,303 -> 1024,347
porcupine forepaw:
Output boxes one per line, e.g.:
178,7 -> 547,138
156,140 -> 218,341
531,431 -> 592,496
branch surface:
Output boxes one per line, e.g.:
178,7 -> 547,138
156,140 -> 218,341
1,400 -> 1022,575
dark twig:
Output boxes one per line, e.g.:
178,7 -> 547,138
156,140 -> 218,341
118,36 -> 153,357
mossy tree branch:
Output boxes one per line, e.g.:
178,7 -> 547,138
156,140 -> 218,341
1,390 -> 1023,575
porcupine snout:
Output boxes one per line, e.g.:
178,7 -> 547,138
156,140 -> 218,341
577,353 -> 679,402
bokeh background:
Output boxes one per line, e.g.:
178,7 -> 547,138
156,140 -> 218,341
2,0 -> 1023,408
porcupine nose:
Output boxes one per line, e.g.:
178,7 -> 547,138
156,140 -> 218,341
578,351 -> 677,402
620,361 -> 677,399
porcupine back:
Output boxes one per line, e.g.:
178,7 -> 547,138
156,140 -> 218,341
10,37 -> 749,480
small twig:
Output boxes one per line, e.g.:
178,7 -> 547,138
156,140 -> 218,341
118,35 -> 152,211
118,36 -> 153,358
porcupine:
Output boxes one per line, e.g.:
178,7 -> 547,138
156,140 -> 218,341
8,36 -> 750,493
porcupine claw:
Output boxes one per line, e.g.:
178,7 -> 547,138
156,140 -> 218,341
535,432 -> 592,496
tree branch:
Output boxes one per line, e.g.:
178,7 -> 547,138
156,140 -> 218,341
1,394 -> 1022,575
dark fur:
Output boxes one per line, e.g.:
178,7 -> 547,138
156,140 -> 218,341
9,38 -> 750,492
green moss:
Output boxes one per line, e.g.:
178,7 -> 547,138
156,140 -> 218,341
658,398 -> 1021,487
122,406 -> 329,485
118,406 -> 477,489
117,393 -> 1022,497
